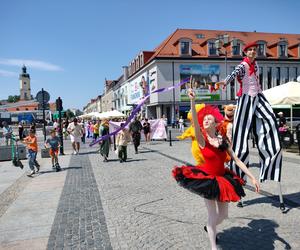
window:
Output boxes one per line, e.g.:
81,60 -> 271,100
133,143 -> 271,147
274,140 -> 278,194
232,43 -> 241,56
179,39 -> 192,55
24,81 -> 27,85
295,67 -> 298,81
279,44 -> 287,57
180,41 -> 191,55
230,66 -> 235,99
285,67 -> 289,82
259,67 -> 263,89
267,67 -> 272,89
257,44 -> 265,57
196,34 -> 205,39
208,41 -> 217,55
276,67 -> 281,86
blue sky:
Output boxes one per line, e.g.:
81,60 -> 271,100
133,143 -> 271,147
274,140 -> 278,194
1,0 -> 299,109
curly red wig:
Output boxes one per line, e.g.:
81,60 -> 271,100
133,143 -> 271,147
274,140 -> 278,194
197,105 -> 224,128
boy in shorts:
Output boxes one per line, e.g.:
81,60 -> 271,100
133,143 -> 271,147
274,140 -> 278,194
23,129 -> 40,177
45,129 -> 61,171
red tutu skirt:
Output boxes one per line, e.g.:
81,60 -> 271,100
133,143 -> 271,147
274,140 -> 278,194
172,166 -> 245,202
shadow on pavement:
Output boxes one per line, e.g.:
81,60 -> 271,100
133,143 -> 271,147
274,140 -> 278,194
241,192 -> 300,213
76,150 -> 99,155
38,166 -> 82,174
137,150 -> 152,154
218,218 -> 291,250
125,159 -> 147,162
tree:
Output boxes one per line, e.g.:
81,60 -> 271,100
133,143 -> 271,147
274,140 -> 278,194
7,95 -> 20,103
65,109 -> 75,119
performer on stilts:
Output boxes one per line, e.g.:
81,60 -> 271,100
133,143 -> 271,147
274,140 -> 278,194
218,42 -> 284,209
172,88 -> 260,250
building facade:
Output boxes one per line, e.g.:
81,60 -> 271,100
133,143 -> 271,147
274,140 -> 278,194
85,29 -> 300,123
120,29 -> 300,123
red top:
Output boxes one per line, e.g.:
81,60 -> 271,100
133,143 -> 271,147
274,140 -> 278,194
197,140 -> 227,176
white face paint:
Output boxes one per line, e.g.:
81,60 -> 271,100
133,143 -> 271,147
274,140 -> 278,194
246,46 -> 257,60
203,114 -> 216,130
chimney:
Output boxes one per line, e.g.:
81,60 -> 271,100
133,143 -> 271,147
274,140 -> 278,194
123,66 -> 129,80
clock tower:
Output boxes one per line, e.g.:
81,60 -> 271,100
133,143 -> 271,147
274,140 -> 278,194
19,65 -> 32,100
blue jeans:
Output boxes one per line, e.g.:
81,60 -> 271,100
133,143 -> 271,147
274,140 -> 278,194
28,149 -> 37,171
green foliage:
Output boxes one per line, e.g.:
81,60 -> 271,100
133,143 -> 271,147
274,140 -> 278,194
66,109 -> 75,118
7,95 -> 20,103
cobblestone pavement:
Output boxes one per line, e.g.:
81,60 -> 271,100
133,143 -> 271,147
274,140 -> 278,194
0,134 -> 300,250
47,152 -> 112,250
90,140 -> 300,250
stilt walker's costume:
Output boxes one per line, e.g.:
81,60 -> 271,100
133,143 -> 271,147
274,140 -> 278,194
224,42 -> 282,182
172,106 -> 246,202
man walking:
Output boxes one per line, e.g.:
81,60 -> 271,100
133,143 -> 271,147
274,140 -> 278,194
67,118 -> 83,155
129,116 -> 142,154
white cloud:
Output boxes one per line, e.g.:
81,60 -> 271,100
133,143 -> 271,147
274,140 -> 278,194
0,58 -> 63,71
0,69 -> 18,77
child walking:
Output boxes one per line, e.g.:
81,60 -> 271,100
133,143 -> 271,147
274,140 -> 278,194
45,129 -> 61,172
23,129 -> 40,177
116,123 -> 131,163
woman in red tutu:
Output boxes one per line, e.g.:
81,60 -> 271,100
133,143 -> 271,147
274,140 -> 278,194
172,89 -> 260,250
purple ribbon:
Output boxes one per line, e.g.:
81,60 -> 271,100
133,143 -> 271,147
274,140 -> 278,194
89,77 -> 190,146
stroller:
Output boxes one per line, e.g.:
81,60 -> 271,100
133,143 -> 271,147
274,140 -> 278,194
11,134 -> 24,169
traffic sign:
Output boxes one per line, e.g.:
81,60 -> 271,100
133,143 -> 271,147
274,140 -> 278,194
36,90 -> 50,104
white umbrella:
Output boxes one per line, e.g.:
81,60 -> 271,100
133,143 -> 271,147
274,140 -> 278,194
106,110 -> 126,118
263,81 -> 300,129
97,110 -> 126,119
79,112 -> 100,119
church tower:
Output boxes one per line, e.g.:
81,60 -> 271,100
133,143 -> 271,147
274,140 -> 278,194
19,65 -> 32,100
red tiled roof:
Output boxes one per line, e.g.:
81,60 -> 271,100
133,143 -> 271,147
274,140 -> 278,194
127,29 -> 300,78
148,29 -> 300,60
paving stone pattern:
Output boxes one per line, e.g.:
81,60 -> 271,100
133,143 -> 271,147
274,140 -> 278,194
47,152 -> 112,250
90,142 -> 300,250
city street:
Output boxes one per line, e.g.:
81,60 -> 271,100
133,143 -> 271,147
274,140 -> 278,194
0,132 -> 300,250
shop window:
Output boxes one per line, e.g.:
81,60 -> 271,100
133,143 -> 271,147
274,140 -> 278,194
259,67 -> 263,89
267,67 -> 272,89
276,67 -> 281,86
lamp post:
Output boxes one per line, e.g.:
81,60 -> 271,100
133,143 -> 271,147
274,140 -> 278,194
215,36 -> 238,103
172,61 -> 176,128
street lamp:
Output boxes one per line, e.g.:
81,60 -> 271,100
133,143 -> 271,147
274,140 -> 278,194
215,36 -> 239,103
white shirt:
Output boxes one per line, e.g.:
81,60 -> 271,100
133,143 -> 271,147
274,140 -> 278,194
67,122 -> 82,137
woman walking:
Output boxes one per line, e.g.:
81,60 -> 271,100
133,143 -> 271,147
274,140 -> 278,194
99,119 -> 110,162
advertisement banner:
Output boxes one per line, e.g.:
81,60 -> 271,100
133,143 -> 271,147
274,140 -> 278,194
110,119 -> 167,140
149,66 -> 157,92
128,73 -> 148,104
150,119 -> 167,140
180,64 -> 221,102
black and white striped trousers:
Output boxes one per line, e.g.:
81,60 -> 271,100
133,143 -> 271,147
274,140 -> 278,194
230,93 -> 282,182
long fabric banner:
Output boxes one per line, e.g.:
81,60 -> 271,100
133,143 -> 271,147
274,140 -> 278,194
89,78 -> 190,146
109,119 -> 167,140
